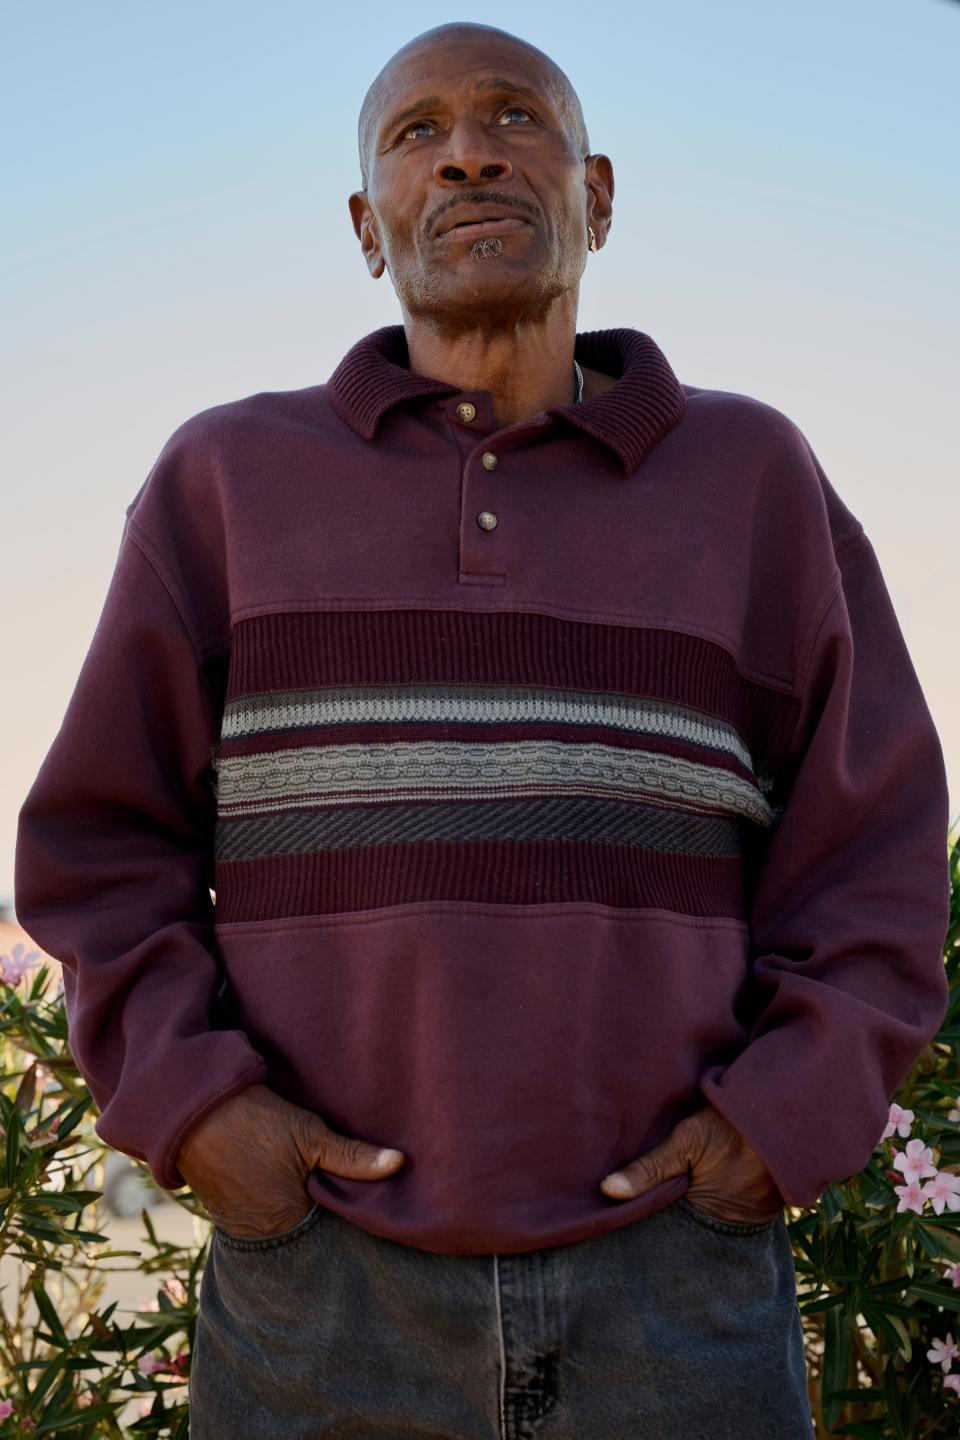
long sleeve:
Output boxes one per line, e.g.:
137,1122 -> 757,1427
14,516 -> 269,1191
698,526 -> 951,1209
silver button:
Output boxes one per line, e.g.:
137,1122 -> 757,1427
456,402 -> 477,423
481,451 -> 498,471
477,511 -> 498,530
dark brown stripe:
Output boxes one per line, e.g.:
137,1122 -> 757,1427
213,838 -> 745,924
224,610 -> 799,775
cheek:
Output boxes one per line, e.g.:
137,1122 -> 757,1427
375,209 -> 423,270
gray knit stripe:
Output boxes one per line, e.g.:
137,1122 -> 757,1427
213,737 -> 774,829
219,683 -> 755,773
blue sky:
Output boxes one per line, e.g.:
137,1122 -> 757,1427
2,0 -> 957,900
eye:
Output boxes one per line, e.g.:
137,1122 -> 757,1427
402,120 -> 437,141
497,106 -> 533,126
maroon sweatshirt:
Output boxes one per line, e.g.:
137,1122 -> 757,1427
14,325 -> 951,1255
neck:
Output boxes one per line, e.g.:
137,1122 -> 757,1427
402,294 -> 580,429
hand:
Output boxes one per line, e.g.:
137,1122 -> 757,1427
599,1103 -> 785,1224
175,1083 -> 405,1237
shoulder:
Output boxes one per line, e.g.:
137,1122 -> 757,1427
681,380 -> 814,461
124,381 -> 342,522
138,382 -> 337,475
119,382 -> 337,655
679,381 -> 864,553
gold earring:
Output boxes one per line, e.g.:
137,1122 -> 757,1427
588,226 -> 598,253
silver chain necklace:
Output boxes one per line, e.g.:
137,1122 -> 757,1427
573,358 -> 584,404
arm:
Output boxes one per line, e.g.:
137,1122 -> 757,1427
698,527 -> 951,1208
14,518 -> 268,1191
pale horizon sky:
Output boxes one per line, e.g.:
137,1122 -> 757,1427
3,0 -> 958,909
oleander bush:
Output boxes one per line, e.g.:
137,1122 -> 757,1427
0,819 -> 958,1438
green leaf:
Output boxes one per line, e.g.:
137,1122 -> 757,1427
907,1281 -> 960,1312
799,1293 -> 846,1315
29,1351 -> 68,1405
861,1301 -> 908,1354
4,1106 -> 20,1186
822,1304 -> 851,1433
914,1222 -> 947,1259
886,1313 -> 912,1361
923,1224 -> 960,1261
883,1357 -> 909,1440
32,1400 -> 125,1434
820,1185 -> 842,1222
31,1281 -> 69,1349
19,1191 -> 103,1215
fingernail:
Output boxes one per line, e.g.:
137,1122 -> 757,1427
375,1148 -> 403,1169
603,1173 -> 634,1195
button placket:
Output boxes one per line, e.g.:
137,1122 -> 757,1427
459,445 -> 510,584
476,450 -> 500,537
455,415 -> 550,586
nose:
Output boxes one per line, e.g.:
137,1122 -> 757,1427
432,118 -> 513,186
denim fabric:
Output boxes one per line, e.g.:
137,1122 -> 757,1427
188,1193 -> 813,1439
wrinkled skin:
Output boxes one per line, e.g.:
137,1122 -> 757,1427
348,22 -> 616,428
176,1084 -> 403,1238
600,1105 -> 787,1223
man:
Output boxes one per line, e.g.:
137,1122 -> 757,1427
14,20 -> 951,1439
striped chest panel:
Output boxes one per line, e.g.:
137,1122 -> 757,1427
209,609 -> 799,925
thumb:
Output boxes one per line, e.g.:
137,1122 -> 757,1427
601,1122 -> 694,1200
295,1111 -> 405,1182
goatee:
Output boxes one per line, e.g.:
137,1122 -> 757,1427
469,237 -> 504,260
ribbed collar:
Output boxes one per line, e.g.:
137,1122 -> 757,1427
326,324 -> 687,477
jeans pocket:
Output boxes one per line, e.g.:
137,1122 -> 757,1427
673,1194 -> 780,1237
213,1200 -> 325,1252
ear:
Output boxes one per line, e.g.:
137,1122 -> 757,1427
348,190 -> 386,279
584,154 -> 614,250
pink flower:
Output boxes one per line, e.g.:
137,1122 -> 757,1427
944,1263 -> 960,1289
0,943 -> 40,987
0,1399 -> 13,1420
881,1103 -> 915,1140
893,1138 -> 938,1181
949,1107 -> 960,1123
922,1171 -> 960,1216
945,1373 -> 960,1394
137,1355 -> 167,1376
161,1277 -> 187,1306
894,1179 -> 927,1215
929,1333 -> 959,1372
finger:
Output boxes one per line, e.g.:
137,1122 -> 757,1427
601,1121 -> 696,1200
295,1111 -> 405,1181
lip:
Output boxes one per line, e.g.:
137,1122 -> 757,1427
436,212 -> 532,240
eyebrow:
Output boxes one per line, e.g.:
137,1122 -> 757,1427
379,77 -> 550,141
380,95 -> 445,139
474,78 -> 547,105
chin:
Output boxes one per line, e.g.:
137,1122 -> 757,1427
404,263 -> 565,324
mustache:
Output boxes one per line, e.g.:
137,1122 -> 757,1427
426,190 -> 541,238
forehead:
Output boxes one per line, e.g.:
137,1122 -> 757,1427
369,33 -> 558,128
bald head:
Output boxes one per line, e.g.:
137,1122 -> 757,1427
357,22 -> 590,188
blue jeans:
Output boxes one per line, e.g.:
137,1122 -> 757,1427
188,1194 -> 813,1438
